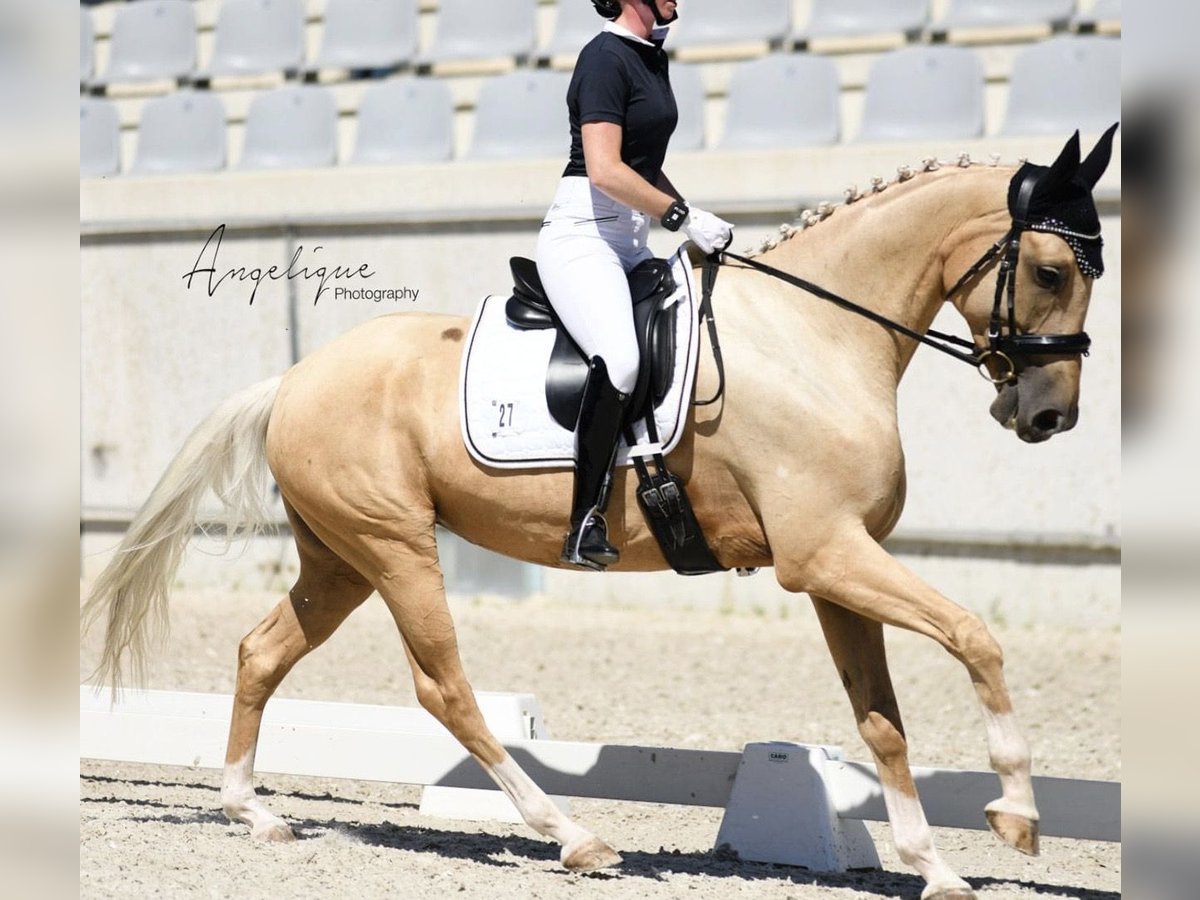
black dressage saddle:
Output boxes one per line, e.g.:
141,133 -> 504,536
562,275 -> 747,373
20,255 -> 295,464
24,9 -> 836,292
504,256 -> 678,432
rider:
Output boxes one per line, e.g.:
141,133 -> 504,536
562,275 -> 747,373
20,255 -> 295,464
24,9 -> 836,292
538,0 -> 734,570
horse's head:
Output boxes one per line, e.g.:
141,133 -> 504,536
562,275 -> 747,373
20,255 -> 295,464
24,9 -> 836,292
950,125 -> 1118,443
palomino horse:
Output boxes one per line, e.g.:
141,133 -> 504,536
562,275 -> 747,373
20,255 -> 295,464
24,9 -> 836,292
83,129 -> 1116,900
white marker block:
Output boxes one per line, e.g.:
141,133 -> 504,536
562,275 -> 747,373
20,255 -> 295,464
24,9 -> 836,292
418,692 -> 570,824
714,742 -> 880,871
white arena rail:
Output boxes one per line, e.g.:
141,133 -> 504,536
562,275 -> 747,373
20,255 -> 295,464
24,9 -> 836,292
80,687 -> 1120,871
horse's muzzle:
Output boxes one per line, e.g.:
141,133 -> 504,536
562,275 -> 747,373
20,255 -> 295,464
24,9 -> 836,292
989,367 -> 1081,443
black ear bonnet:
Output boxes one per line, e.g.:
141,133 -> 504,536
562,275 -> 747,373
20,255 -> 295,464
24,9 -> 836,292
1007,123 -> 1118,278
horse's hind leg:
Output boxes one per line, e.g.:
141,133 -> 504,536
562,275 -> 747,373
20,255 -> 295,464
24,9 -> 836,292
811,598 -> 975,900
362,527 -> 621,872
221,507 -> 373,841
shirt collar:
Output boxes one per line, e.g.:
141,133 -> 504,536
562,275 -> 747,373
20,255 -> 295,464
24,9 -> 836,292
602,21 -> 670,47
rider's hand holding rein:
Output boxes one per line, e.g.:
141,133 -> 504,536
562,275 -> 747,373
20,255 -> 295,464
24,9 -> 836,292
681,206 -> 734,255
581,121 -> 734,255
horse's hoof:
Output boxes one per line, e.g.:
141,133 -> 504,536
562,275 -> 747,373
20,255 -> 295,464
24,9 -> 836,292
251,821 -> 296,843
924,889 -> 977,900
986,808 -> 1039,856
562,836 -> 622,873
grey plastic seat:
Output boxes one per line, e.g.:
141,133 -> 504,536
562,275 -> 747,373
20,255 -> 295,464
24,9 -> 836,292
351,78 -> 454,164
239,86 -> 338,169
800,0 -> 928,40
937,0 -> 1075,30
131,90 -> 227,174
81,97 -> 120,177
671,0 -> 791,48
469,71 -> 571,160
1002,36 -> 1121,136
719,54 -> 840,149
542,1 -> 602,59
207,0 -> 306,77
857,46 -> 983,142
314,0 -> 419,71
669,63 -> 706,151
101,0 -> 197,83
81,8 -> 95,85
424,0 -> 537,64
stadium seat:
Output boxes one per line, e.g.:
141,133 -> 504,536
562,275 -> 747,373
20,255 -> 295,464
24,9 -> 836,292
468,70 -> 571,160
206,0 -> 306,78
798,0 -> 928,41
423,0 -> 537,65
669,63 -> 706,151
100,0 -> 197,84
935,0 -> 1075,31
671,0 -> 791,50
351,78 -> 454,164
718,53 -> 840,149
80,8 -> 95,85
313,0 -> 420,72
238,86 -> 338,169
1002,36 -> 1121,136
81,97 -> 120,177
131,90 -> 227,174
857,46 -> 984,142
541,1 -> 602,60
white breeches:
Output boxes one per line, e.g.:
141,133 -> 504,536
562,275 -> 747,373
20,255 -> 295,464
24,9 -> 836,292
536,176 -> 653,396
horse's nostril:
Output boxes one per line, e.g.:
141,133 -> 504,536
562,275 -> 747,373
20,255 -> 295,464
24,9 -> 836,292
1032,409 -> 1063,433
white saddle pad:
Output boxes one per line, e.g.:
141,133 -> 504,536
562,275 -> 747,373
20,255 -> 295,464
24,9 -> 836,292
459,246 -> 700,470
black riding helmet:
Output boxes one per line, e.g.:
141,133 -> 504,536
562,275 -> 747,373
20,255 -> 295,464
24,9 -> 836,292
591,0 -> 679,26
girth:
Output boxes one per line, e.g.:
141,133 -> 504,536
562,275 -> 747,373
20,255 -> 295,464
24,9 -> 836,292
504,256 -> 678,430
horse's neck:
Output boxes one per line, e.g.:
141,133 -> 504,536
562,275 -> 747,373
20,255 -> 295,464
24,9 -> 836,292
748,167 -> 1009,381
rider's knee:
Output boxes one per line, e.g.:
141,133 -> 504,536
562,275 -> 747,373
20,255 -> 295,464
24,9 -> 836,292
603,348 -> 639,396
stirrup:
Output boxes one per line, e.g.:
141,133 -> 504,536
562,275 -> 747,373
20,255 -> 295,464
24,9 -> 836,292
560,510 -> 619,571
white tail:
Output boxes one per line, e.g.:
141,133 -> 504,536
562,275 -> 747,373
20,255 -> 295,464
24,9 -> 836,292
81,376 -> 283,693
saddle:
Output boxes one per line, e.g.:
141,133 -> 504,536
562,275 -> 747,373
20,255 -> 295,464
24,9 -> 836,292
504,257 -> 678,431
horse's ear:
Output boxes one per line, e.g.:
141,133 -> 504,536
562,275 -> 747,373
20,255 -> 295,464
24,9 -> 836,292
1041,130 -> 1082,192
1077,122 -> 1120,189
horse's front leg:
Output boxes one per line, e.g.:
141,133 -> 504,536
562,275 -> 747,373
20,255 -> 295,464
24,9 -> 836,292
777,529 -> 1039,883
810,597 -> 975,899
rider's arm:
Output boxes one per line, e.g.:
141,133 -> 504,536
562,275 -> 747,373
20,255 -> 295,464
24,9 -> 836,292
582,121 -> 677,220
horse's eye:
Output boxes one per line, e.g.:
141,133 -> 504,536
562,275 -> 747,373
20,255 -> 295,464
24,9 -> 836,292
1034,265 -> 1062,290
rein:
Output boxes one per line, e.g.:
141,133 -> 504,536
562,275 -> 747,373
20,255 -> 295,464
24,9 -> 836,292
719,249 -> 988,367
693,168 -> 1091,404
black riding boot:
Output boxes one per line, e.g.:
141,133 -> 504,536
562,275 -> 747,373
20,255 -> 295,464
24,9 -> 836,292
561,357 -> 630,570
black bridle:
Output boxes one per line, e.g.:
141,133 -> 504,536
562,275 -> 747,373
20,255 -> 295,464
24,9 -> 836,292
702,168 -> 1092,394
977,168 -> 1093,379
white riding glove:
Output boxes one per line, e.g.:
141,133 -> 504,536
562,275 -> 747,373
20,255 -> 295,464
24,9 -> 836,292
683,207 -> 734,255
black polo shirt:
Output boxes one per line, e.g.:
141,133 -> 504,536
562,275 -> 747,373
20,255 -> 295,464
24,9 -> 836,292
562,29 -> 678,184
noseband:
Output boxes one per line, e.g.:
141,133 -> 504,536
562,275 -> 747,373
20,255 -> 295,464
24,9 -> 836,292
713,168 -> 1093,388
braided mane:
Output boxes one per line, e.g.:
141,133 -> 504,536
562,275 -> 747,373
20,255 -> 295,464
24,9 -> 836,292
742,152 -> 1022,258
